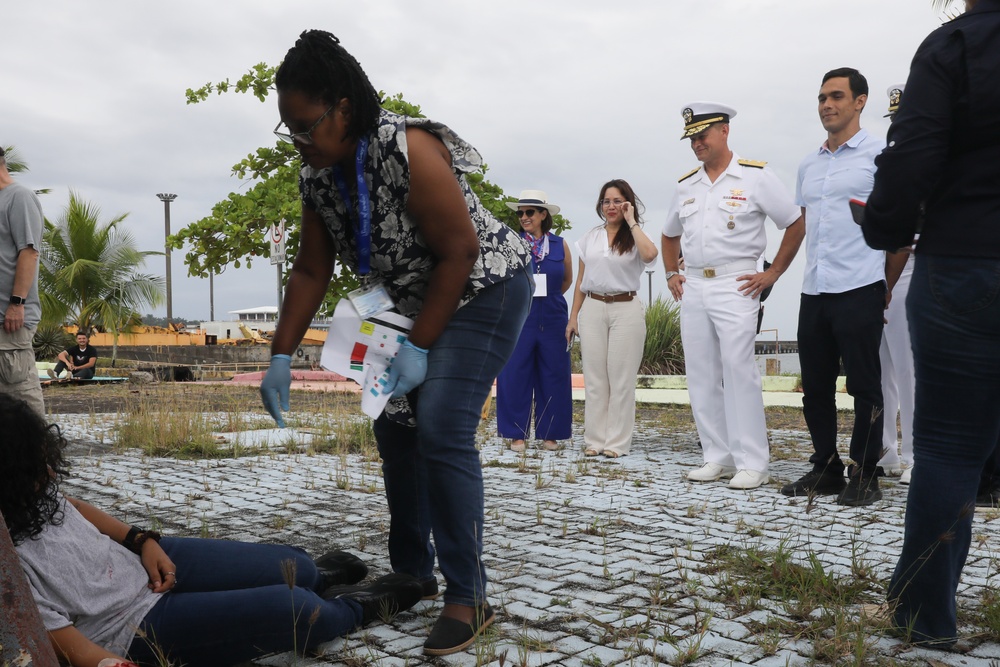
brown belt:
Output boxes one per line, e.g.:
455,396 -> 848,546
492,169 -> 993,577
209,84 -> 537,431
587,291 -> 636,303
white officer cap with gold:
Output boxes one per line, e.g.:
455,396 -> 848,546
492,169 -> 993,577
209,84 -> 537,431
679,102 -> 737,139
885,84 -> 905,118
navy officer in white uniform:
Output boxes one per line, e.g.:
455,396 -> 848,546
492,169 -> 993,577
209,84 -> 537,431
662,102 -> 804,490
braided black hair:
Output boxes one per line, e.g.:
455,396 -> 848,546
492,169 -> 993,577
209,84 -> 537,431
275,30 -> 381,140
0,395 -> 70,545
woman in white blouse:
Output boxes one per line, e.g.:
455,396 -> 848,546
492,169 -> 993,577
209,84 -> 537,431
566,179 -> 658,457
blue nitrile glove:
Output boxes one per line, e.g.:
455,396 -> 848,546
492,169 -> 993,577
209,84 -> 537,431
383,339 -> 429,398
261,354 -> 292,428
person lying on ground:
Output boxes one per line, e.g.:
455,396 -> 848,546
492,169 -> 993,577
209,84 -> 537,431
0,393 -> 423,667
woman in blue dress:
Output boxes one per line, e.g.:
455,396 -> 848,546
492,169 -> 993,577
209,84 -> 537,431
496,190 -> 574,452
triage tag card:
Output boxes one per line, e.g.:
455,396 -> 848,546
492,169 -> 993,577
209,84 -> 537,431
348,282 -> 394,319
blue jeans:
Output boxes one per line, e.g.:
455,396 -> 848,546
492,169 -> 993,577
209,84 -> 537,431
888,255 -> 1000,645
129,538 -> 362,667
373,268 -> 532,607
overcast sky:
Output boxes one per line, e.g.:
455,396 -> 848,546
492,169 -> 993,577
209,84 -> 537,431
6,1 -> 942,339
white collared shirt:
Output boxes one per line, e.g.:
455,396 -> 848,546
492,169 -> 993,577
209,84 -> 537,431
662,152 -> 800,268
796,129 -> 886,295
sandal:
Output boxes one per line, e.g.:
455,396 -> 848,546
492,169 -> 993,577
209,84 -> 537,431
584,448 -> 601,457
510,440 -> 527,453
543,440 -> 560,451
603,450 -> 622,459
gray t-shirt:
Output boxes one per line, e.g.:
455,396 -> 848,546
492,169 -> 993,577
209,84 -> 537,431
15,497 -> 161,655
0,181 -> 44,327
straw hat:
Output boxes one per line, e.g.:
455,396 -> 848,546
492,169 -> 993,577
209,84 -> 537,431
505,189 -> 560,215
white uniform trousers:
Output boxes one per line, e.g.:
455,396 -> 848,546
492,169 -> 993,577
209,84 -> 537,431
578,297 -> 645,455
680,274 -> 769,472
878,265 -> 915,468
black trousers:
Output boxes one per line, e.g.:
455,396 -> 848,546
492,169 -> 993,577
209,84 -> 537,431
797,281 -> 885,473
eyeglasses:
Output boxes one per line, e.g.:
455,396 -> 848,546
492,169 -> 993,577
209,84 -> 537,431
273,106 -> 335,145
515,208 -> 543,218
601,199 -> 626,207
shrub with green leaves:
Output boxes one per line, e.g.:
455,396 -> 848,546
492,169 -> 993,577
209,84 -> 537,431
641,298 -> 684,375
33,324 -> 74,361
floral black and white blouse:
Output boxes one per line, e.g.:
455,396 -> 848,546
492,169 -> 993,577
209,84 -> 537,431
299,109 -> 530,319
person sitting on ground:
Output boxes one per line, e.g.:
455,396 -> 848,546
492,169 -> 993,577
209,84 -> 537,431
0,394 -> 423,667
50,332 -> 98,380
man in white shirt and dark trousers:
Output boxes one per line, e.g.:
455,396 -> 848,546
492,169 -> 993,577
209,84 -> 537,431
662,103 -> 804,490
781,68 -> 908,506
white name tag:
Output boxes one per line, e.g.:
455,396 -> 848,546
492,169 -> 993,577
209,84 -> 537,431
533,273 -> 548,298
347,282 -> 394,319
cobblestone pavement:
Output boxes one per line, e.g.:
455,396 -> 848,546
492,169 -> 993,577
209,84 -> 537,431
56,414 -> 1000,667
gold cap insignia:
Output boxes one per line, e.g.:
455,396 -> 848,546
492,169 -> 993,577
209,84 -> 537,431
682,108 -> 694,124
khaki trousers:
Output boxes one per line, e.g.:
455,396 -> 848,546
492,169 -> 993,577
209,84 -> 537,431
0,325 -> 45,418
579,298 -> 645,455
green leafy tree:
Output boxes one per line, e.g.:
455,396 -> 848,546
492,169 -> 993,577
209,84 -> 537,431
40,192 -> 165,361
173,66 -> 570,315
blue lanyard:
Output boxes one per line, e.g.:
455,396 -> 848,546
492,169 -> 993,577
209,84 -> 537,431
331,136 -> 372,276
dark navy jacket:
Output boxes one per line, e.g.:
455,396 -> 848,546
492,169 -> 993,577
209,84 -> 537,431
863,0 -> 1000,256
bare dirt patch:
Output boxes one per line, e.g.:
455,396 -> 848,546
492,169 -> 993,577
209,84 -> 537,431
43,382 -> 362,415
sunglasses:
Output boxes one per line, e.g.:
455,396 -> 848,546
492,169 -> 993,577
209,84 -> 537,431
516,208 -> 543,218
273,105 -> 334,146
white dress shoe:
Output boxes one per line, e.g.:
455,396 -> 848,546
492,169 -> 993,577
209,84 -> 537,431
729,470 -> 770,490
687,462 -> 737,482
899,466 -> 912,485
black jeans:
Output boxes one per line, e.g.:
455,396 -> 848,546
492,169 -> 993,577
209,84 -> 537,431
797,281 -> 885,474
53,361 -> 94,379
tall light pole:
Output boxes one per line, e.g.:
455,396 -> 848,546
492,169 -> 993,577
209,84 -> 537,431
645,269 -> 655,304
156,193 -> 177,325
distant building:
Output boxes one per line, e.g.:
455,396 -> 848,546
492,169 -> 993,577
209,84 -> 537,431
199,306 -> 332,340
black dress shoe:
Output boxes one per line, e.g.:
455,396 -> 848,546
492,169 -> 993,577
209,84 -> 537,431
324,573 -> 424,626
314,550 -> 368,588
976,489 -> 1000,508
420,577 -> 441,600
423,604 -> 495,656
837,474 -> 882,506
848,463 -> 888,478
780,469 -> 846,497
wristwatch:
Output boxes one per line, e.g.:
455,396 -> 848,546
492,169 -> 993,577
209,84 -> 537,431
8,295 -> 25,305
664,271 -> 679,282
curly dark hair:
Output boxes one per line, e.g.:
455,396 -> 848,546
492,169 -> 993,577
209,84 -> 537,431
0,395 -> 69,545
595,179 -> 645,255
275,30 -> 381,141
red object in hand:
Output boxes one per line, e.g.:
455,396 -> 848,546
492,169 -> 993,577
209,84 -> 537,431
849,198 -> 867,225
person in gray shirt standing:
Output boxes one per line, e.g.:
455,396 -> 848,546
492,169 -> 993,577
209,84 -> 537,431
0,146 -> 45,416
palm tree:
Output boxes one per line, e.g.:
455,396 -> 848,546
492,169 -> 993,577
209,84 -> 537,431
1,145 -> 29,174
3,144 -> 51,196
40,192 -> 165,362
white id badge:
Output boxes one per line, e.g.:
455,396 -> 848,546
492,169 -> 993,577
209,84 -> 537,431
533,273 -> 548,298
348,282 -> 394,319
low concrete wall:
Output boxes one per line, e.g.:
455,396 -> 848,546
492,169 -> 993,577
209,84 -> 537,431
105,344 -> 325,368
637,374 -> 811,393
